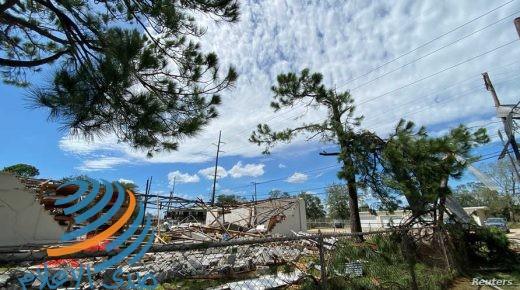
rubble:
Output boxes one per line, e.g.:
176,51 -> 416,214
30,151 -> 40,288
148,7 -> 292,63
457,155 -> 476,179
208,269 -> 304,290
0,176 -> 314,289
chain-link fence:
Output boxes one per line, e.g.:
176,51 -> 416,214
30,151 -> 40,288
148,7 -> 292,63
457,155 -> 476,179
0,227 -> 451,290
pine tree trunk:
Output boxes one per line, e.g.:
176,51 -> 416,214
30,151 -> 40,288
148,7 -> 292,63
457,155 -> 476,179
437,195 -> 446,227
343,153 -> 363,235
436,177 -> 448,227
347,176 -> 363,234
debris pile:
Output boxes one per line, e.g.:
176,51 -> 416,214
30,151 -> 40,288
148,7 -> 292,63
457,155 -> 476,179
0,242 -> 317,289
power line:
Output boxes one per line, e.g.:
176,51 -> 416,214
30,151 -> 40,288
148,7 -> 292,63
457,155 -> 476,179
224,163 -> 341,190
242,150 -> 509,200
336,0 -> 517,90
242,45 -> 520,149
364,74 -> 520,132
357,64 -> 520,129
356,38 -> 519,107
220,54 -> 520,159
349,10 -> 520,92
258,61 -> 520,142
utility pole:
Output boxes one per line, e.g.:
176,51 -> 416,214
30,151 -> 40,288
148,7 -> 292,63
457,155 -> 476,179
143,176 -> 152,216
156,187 -> 160,235
252,181 -> 258,225
166,177 -> 175,219
252,182 -> 258,203
211,131 -> 224,206
498,130 -> 520,181
482,72 -> 520,162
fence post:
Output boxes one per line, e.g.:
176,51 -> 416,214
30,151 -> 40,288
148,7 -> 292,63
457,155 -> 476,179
318,230 -> 328,289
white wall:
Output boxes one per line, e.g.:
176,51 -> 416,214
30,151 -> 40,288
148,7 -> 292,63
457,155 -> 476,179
0,172 -> 64,247
269,198 -> 307,235
205,198 -> 307,236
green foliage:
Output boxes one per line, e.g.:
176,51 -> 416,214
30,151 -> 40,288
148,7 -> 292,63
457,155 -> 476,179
2,163 -> 39,177
481,160 -> 520,221
215,194 -> 246,206
326,184 -> 350,220
454,182 -> 515,218
1,0 -> 239,155
463,227 -> 511,263
446,224 -> 519,270
299,192 -> 326,220
250,69 -> 396,233
382,120 -> 489,217
323,234 -> 454,290
60,174 -> 90,182
249,69 -> 363,155
268,189 -> 291,199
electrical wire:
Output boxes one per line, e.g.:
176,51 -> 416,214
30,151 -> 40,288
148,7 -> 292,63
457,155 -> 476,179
336,0 -> 517,90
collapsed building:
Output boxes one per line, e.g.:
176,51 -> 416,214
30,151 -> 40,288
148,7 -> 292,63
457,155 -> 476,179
0,172 -> 307,248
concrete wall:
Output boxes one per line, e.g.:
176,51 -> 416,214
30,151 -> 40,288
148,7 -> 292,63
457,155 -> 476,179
359,207 -> 488,230
0,172 -> 64,247
464,207 -> 487,225
359,210 -> 411,230
268,198 -> 307,235
205,198 -> 307,236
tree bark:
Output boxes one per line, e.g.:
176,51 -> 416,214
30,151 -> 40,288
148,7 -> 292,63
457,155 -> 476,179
347,174 -> 362,234
344,154 -> 363,235
0,50 -> 68,67
436,177 -> 448,227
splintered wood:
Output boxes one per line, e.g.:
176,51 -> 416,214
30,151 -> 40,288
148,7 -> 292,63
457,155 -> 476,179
159,197 -> 302,243
18,176 -> 304,245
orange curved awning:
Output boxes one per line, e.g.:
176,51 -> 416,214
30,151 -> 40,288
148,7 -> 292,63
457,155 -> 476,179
47,190 -> 136,256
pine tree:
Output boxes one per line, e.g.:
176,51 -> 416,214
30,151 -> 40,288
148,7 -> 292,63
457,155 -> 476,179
381,120 -> 488,226
0,0 -> 239,155
249,69 -> 391,233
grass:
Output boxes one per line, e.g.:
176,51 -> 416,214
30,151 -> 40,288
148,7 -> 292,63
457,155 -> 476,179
155,279 -> 225,290
298,234 -> 457,290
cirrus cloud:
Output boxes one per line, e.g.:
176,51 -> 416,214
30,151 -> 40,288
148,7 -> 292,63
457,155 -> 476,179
59,0 -> 520,171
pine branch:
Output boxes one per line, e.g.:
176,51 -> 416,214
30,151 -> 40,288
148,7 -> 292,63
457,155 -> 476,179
0,0 -> 18,14
0,50 -> 68,67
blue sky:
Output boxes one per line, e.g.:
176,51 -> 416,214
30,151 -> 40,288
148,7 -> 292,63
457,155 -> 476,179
1,0 -> 519,209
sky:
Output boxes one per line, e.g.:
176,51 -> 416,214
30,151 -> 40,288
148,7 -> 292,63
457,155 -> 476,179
1,0 -> 519,209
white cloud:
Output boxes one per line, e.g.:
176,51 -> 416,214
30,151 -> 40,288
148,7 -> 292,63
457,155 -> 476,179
76,157 -> 131,171
118,178 -> 135,184
286,172 -> 308,183
59,1 -> 520,166
278,163 -> 286,168
167,171 -> 200,185
198,166 -> 228,179
229,161 -> 265,178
